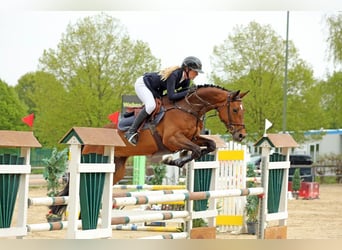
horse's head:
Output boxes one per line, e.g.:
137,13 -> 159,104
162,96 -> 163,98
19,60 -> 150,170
217,90 -> 249,142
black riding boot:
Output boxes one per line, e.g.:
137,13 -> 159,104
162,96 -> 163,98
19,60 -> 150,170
125,108 -> 149,146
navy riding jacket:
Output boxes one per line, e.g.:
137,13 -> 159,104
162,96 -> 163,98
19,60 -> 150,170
143,68 -> 190,101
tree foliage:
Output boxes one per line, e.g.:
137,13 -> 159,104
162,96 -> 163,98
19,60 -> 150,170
208,21 -> 321,142
326,13 -> 342,66
4,14 -> 340,150
320,72 -> 342,128
0,79 -> 27,130
16,71 -> 69,147
292,168 -> 301,192
14,13 -> 160,147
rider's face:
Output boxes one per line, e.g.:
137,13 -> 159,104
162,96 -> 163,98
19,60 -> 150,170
188,69 -> 198,80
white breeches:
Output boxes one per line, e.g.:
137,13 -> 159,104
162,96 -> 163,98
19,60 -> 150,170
134,76 -> 156,115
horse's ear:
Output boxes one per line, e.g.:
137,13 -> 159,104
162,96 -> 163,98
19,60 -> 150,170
231,90 -> 240,99
239,90 -> 250,98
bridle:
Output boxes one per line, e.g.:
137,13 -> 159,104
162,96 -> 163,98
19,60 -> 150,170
216,94 -> 245,134
184,89 -> 245,135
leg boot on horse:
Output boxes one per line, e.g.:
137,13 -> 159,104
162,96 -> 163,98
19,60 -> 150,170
125,108 -> 149,145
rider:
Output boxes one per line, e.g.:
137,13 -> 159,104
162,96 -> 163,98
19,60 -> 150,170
125,56 -> 204,146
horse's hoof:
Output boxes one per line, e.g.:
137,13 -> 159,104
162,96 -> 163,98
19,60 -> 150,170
162,156 -> 173,165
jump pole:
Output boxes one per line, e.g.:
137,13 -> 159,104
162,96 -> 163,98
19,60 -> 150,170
112,187 -> 264,207
113,184 -> 186,190
27,211 -> 189,232
27,189 -> 188,207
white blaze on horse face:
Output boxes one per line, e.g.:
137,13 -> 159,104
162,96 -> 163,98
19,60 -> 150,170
240,104 -> 243,110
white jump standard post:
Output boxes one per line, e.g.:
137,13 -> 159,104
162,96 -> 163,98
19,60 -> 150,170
0,130 -> 41,239
255,132 -> 298,239
59,127 -> 125,239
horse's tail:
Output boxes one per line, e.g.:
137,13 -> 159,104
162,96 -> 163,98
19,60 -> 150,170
49,179 -> 69,216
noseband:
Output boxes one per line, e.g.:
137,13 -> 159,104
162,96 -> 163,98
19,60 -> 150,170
217,94 -> 245,134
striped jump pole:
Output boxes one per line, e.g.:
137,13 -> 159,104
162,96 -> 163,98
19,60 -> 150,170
111,211 -> 189,225
28,196 -> 69,207
113,184 -> 186,190
139,232 -> 188,239
112,189 -> 188,198
27,220 -> 81,232
113,225 -> 180,232
112,187 -> 264,207
28,189 -> 188,206
27,221 -> 180,233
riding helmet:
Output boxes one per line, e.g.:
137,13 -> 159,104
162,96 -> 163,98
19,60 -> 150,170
181,56 -> 204,73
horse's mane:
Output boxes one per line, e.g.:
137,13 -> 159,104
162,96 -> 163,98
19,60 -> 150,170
188,84 -> 229,94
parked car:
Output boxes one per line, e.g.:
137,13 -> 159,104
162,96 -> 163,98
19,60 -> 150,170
288,154 -> 314,182
289,154 -> 313,165
247,154 -> 314,182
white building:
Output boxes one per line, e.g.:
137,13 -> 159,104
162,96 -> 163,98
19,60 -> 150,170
294,129 -> 342,162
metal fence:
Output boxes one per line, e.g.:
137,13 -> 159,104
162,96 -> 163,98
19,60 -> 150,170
0,148 -> 53,167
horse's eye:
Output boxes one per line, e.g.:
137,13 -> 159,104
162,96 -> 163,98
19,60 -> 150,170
233,108 -> 238,113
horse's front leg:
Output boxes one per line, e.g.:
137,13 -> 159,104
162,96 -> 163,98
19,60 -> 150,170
194,136 -> 216,157
162,137 -> 202,168
162,136 -> 215,168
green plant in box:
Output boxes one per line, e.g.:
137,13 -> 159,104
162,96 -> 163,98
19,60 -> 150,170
245,163 -> 259,234
42,147 -> 68,197
42,147 -> 68,221
245,195 -> 259,223
292,168 -> 301,199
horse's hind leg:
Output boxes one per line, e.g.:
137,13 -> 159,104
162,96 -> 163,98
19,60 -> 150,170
113,157 -> 128,184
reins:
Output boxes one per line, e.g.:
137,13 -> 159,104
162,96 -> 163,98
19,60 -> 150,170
186,87 -> 246,135
164,86 -> 245,138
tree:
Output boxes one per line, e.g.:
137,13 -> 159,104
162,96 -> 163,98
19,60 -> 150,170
15,72 -> 38,114
209,21 -> 319,142
14,13 -> 160,147
0,79 -> 28,130
326,13 -> 342,67
320,72 -> 342,128
15,71 -> 69,147
38,13 -> 160,131
292,168 -> 301,199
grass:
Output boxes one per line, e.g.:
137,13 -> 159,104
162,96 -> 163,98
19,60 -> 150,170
31,167 -> 44,174
314,176 -> 341,184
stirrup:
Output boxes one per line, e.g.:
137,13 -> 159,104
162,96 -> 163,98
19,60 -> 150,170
125,132 -> 138,146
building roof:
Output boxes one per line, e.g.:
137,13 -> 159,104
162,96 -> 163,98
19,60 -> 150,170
59,127 -> 126,146
254,133 -> 298,148
304,129 -> 342,135
0,130 -> 41,148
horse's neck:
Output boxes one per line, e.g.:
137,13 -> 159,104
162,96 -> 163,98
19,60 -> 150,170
187,88 -> 226,111
161,88 -> 225,115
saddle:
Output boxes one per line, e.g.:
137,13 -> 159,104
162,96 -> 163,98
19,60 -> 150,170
118,98 -> 164,131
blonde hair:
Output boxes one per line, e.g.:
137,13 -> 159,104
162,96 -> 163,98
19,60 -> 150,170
159,66 -> 181,81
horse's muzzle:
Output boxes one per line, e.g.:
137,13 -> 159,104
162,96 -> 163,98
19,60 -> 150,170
233,132 -> 246,142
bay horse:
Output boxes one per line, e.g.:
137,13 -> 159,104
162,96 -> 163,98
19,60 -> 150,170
50,84 -> 248,215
